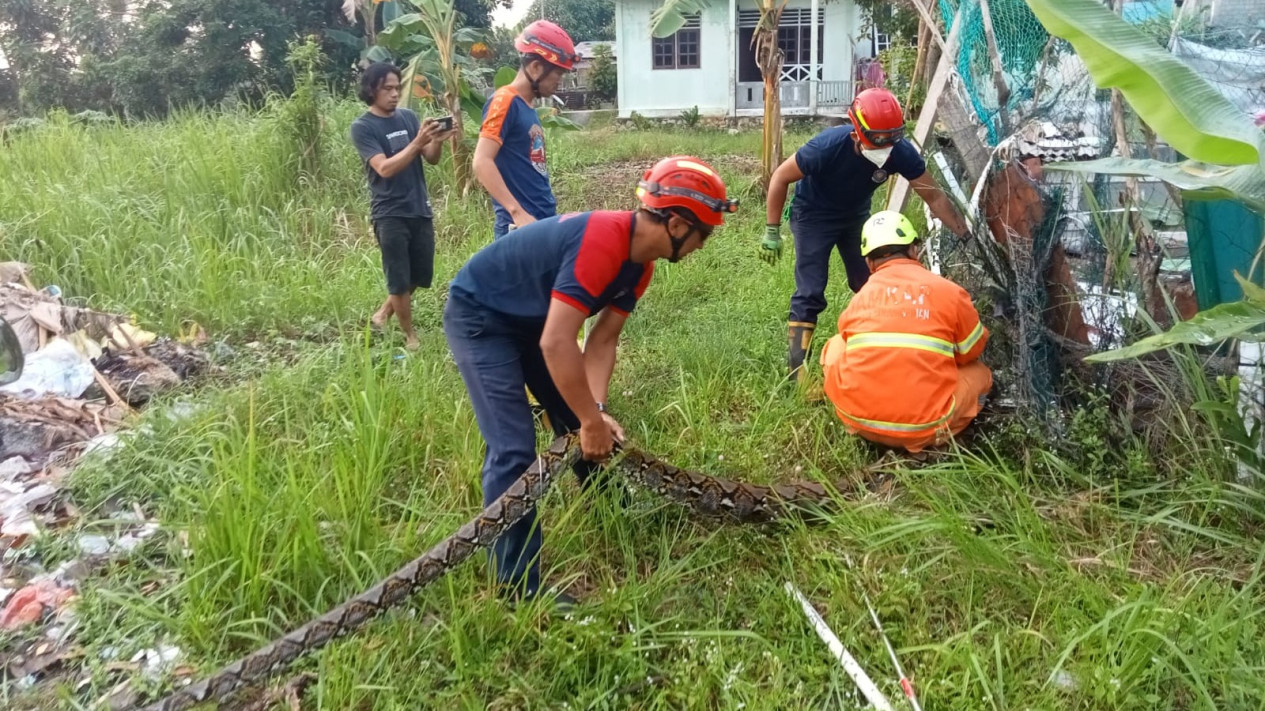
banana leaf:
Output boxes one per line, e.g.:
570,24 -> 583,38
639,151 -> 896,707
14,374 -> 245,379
650,0 -> 714,38
1085,301 -> 1265,361
325,29 -> 365,50
377,13 -> 426,48
365,45 -> 393,63
381,0 -> 402,26
1024,0 -> 1263,166
454,27 -> 482,44
537,107 -> 580,131
1046,157 -> 1265,213
493,66 -> 516,89
460,81 -> 487,125
399,50 -> 434,109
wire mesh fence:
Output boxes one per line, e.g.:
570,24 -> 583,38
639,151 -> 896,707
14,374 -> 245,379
915,0 -> 1264,428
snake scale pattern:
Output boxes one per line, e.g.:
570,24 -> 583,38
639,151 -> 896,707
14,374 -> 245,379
140,435 -> 848,710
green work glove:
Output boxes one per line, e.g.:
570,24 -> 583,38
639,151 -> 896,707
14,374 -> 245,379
760,224 -> 783,264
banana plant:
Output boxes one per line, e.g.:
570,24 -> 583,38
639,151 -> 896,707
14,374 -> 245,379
376,0 -> 493,196
752,1 -> 789,190
651,0 -> 788,189
1024,0 -> 1265,209
406,0 -> 479,195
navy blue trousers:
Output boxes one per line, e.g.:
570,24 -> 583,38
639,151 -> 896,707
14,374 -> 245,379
442,292 -> 596,595
788,213 -> 870,325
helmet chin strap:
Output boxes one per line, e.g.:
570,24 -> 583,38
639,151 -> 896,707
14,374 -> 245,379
667,219 -> 695,263
526,60 -> 545,99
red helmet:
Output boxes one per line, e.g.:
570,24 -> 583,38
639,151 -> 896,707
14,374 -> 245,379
848,88 -> 906,149
637,156 -> 738,227
515,20 -> 577,71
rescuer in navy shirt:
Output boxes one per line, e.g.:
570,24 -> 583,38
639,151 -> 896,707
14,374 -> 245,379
444,157 -> 737,605
760,88 -> 971,382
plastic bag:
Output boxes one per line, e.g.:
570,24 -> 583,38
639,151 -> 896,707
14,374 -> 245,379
0,339 -> 94,399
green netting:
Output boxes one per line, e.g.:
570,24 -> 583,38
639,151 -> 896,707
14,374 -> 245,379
937,0 -> 1052,145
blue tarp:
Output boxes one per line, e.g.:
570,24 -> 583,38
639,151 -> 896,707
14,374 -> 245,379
1122,1 -> 1175,24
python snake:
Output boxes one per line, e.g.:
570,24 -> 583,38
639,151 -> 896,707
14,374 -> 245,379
140,435 -> 853,710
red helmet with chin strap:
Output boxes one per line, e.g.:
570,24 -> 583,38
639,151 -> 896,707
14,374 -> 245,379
515,20 -> 577,71
848,88 -> 906,149
636,156 -> 738,227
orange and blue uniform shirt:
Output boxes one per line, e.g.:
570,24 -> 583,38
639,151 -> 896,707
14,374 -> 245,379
449,211 -> 653,320
823,258 -> 988,439
480,86 -> 557,235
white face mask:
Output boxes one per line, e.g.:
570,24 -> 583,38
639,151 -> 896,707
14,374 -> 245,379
861,146 -> 893,168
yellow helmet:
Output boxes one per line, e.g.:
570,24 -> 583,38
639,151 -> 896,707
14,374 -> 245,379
860,210 -> 918,257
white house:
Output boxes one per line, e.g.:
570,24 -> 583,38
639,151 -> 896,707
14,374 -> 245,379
612,0 -> 874,118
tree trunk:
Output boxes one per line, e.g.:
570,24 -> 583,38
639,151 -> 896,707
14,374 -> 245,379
447,88 -> 472,196
983,161 -> 1091,346
753,2 -> 786,191
760,65 -> 782,190
356,0 -> 377,55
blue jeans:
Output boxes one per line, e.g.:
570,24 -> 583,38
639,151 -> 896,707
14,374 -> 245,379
492,206 -> 557,240
442,291 -> 597,595
789,213 -> 870,324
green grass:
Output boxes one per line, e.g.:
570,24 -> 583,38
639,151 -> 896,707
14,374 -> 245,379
2,105 -> 1263,710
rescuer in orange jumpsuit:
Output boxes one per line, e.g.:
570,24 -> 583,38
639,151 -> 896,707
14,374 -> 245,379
821,211 -> 992,452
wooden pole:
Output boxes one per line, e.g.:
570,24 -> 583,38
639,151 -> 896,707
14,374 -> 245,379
92,366 -> 136,414
978,0 -> 1011,135
907,18 -> 930,111
886,3 -> 965,212
907,0 -> 947,53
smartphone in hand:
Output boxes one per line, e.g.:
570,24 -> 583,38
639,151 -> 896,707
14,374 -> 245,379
434,115 -> 455,132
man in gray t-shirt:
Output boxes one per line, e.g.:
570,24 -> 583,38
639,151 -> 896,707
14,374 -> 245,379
351,62 -> 456,351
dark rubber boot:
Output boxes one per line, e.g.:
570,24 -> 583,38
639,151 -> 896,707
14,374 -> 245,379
788,322 -> 816,382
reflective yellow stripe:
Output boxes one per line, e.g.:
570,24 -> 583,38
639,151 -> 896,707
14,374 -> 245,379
956,322 -> 985,354
846,332 -> 955,358
853,107 -> 872,130
676,160 -> 716,177
837,398 -> 955,434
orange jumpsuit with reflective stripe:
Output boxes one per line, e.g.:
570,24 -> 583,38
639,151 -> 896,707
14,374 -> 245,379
821,258 -> 992,452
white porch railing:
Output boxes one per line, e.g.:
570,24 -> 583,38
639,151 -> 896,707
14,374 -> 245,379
736,81 -> 811,109
816,80 -> 853,109
735,80 -> 853,112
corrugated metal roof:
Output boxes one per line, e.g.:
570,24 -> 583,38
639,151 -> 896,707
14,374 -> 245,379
573,41 -> 615,61
1013,121 -> 1104,161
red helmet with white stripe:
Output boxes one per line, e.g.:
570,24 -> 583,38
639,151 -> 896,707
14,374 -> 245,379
515,20 -> 577,71
636,156 -> 738,227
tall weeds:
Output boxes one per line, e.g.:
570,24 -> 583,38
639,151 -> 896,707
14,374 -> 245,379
2,109 -> 1262,709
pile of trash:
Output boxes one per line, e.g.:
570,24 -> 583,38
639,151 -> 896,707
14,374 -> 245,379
1,261 -> 216,702
1,261 -> 213,461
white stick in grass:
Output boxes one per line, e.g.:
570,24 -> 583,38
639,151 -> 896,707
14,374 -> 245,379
861,589 -> 923,711
784,582 -> 894,711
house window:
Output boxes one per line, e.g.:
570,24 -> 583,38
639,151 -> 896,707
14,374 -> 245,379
872,25 -> 892,54
653,14 -> 701,69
